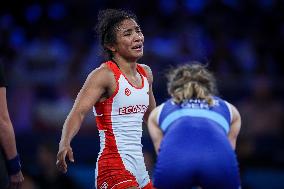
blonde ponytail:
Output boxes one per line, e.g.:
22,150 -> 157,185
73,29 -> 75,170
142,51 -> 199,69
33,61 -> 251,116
167,63 -> 217,105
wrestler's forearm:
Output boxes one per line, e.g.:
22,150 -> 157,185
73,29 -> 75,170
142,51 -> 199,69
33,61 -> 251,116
60,110 -> 85,146
0,120 -> 18,159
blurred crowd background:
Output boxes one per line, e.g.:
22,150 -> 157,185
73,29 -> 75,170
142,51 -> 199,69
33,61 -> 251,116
1,0 -> 284,189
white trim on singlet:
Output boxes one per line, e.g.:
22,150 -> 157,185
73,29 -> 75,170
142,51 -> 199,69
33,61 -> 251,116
110,180 -> 135,189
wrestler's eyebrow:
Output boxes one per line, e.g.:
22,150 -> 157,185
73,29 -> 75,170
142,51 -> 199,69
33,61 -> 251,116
123,28 -> 133,33
135,26 -> 141,30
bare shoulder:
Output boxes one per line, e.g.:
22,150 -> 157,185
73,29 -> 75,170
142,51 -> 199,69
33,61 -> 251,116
88,64 -> 114,80
139,64 -> 152,76
149,104 -> 162,119
228,102 -> 241,121
85,64 -> 115,87
139,64 -> 153,83
228,103 -> 239,114
153,104 -> 162,114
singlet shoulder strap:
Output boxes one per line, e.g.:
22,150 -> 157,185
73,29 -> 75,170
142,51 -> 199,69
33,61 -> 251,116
104,61 -> 121,81
136,64 -> 147,78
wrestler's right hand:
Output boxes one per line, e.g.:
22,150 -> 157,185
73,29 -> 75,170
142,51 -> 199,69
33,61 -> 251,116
56,142 -> 74,173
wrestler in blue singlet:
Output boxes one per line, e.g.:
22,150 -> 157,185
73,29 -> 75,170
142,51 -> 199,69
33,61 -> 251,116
153,97 -> 241,189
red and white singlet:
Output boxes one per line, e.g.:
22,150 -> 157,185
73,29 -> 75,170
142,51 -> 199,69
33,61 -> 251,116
93,61 -> 151,189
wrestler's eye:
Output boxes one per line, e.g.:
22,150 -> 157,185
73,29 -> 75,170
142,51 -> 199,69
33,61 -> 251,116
124,32 -> 131,36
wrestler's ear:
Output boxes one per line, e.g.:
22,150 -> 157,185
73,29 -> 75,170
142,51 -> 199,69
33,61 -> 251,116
105,44 -> 116,52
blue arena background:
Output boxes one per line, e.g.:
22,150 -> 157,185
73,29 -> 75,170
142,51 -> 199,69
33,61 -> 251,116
1,0 -> 284,188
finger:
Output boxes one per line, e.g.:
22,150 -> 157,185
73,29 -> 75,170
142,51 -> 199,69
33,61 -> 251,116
19,174 -> 24,182
59,164 -> 67,173
56,159 -> 67,173
56,150 -> 67,173
67,149 -> 74,162
57,149 -> 66,161
58,150 -> 68,169
56,159 -> 61,170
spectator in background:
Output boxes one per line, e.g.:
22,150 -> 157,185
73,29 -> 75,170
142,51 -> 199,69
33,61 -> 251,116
148,63 -> 241,189
0,63 -> 24,189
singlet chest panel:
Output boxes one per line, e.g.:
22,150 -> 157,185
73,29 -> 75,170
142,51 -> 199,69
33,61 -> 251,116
94,62 -> 149,153
112,74 -> 149,119
94,73 -> 149,124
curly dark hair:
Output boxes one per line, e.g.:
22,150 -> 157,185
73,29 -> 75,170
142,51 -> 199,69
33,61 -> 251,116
95,9 -> 138,59
167,62 -> 218,105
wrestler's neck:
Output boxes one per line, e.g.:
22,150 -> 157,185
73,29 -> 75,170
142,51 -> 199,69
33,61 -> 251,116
112,56 -> 139,76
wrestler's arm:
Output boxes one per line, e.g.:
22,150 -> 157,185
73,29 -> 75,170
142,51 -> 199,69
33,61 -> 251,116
140,64 -> 156,123
147,105 -> 163,154
228,103 -> 241,150
57,66 -> 112,173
